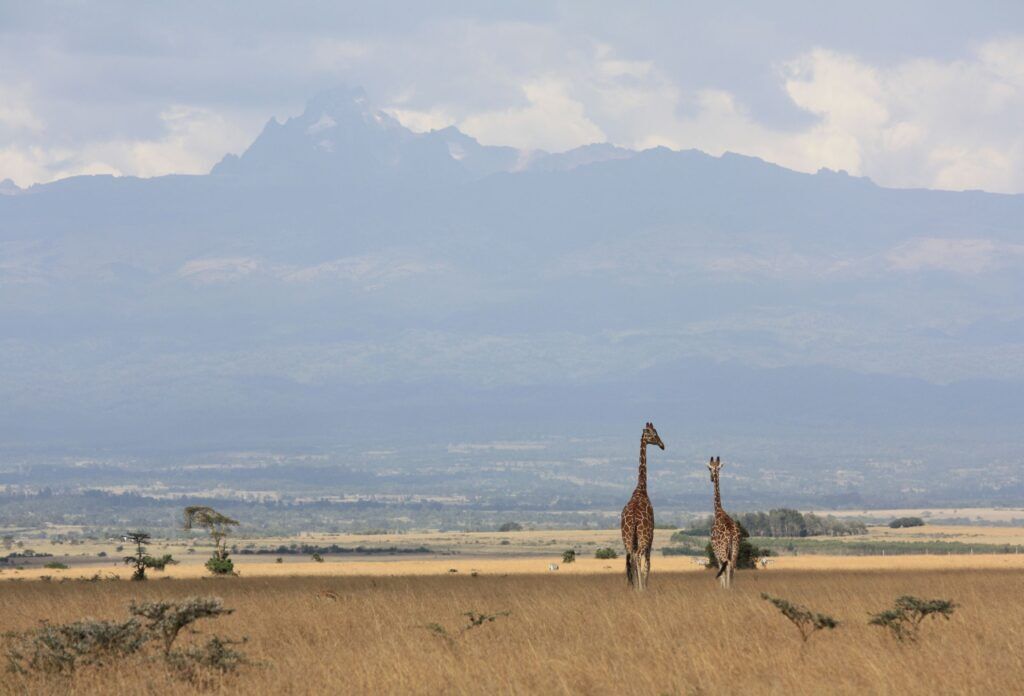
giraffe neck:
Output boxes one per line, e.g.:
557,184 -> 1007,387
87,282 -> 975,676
636,439 -> 647,493
712,474 -> 723,514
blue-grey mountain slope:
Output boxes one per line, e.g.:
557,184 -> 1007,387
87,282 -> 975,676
1,88 -> 1022,504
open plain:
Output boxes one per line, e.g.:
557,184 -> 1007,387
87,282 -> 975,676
2,565 -> 1022,695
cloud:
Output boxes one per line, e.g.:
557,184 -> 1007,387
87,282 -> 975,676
3,8 -> 1024,193
0,105 -> 263,186
458,78 -> 605,151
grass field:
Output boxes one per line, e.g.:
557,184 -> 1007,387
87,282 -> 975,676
1,567 -> 1020,694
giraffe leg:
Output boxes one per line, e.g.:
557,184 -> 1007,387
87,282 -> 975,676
641,549 -> 651,589
625,551 -> 635,587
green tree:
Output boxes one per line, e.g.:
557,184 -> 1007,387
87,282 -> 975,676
183,506 -> 239,576
889,517 -> 925,529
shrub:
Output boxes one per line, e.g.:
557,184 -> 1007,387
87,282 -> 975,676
165,636 -> 249,685
43,562 -> 68,570
205,556 -> 235,575
869,595 -> 957,641
97,551 -> 107,558
594,548 -> 618,559
129,597 -> 234,655
761,593 -> 838,643
498,522 -> 523,532
704,523 -> 770,570
4,596 -> 247,683
311,553 -> 324,563
889,517 -> 925,529
561,550 -> 576,564
3,618 -> 147,674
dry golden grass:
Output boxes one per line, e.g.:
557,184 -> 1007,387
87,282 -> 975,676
6,552 -> 1024,582
2,568 -> 1022,695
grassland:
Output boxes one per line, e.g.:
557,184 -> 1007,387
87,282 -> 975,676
2,567 -> 1021,694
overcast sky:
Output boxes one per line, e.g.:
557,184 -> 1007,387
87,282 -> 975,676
3,2 -> 1024,192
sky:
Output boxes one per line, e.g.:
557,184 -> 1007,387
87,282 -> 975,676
2,2 -> 1024,192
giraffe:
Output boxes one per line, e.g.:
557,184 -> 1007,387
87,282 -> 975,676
620,422 -> 665,590
707,456 -> 741,589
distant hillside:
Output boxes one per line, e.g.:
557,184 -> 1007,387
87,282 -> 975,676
1,87 -> 1022,505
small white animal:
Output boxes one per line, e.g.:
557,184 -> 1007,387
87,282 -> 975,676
548,563 -> 559,571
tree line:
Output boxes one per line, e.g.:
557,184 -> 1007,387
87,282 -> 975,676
675,508 -> 867,538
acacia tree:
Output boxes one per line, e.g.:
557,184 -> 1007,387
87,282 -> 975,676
183,506 -> 239,575
121,532 -> 175,581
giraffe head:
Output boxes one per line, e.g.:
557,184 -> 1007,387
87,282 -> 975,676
643,422 -> 665,450
707,456 -> 723,481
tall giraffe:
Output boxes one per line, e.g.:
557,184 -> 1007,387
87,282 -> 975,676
620,422 -> 665,591
707,456 -> 740,589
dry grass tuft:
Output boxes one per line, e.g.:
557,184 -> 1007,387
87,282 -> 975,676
1,568 -> 1021,694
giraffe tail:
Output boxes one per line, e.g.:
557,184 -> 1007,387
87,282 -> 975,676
716,538 -> 734,579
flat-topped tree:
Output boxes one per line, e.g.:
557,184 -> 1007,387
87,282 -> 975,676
183,506 -> 239,575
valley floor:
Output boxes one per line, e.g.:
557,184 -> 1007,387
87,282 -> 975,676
1,567 -> 1020,694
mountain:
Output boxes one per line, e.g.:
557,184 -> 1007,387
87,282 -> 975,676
1,88 -> 1023,505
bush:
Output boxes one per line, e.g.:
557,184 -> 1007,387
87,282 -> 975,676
43,561 -> 68,569
4,618 -> 147,673
130,597 -> 233,655
594,548 -> 618,559
311,553 -> 324,563
704,523 -> 770,570
889,517 -> 925,529
3,596 -> 244,682
97,551 -> 107,558
869,595 -> 957,641
761,593 -> 838,643
205,556 -> 235,575
498,522 -> 523,532
561,550 -> 576,564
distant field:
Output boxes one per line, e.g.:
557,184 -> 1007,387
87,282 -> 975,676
5,522 -> 1024,581
1,567 -> 1020,694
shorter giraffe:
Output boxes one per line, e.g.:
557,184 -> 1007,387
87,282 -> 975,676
620,422 -> 665,591
707,456 -> 740,589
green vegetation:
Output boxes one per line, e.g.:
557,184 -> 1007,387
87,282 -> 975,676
184,506 -> 239,576
889,516 -> 925,528
869,596 -> 957,641
43,561 -> 69,569
121,532 -> 175,581
761,594 -> 838,643
594,547 -> 618,559
667,536 -> 1021,557
675,509 -> 867,538
498,522 -> 523,532
703,523 -> 771,569
561,549 -> 576,564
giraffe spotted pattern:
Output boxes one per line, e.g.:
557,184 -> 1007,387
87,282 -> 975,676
620,422 -> 664,591
707,456 -> 741,589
